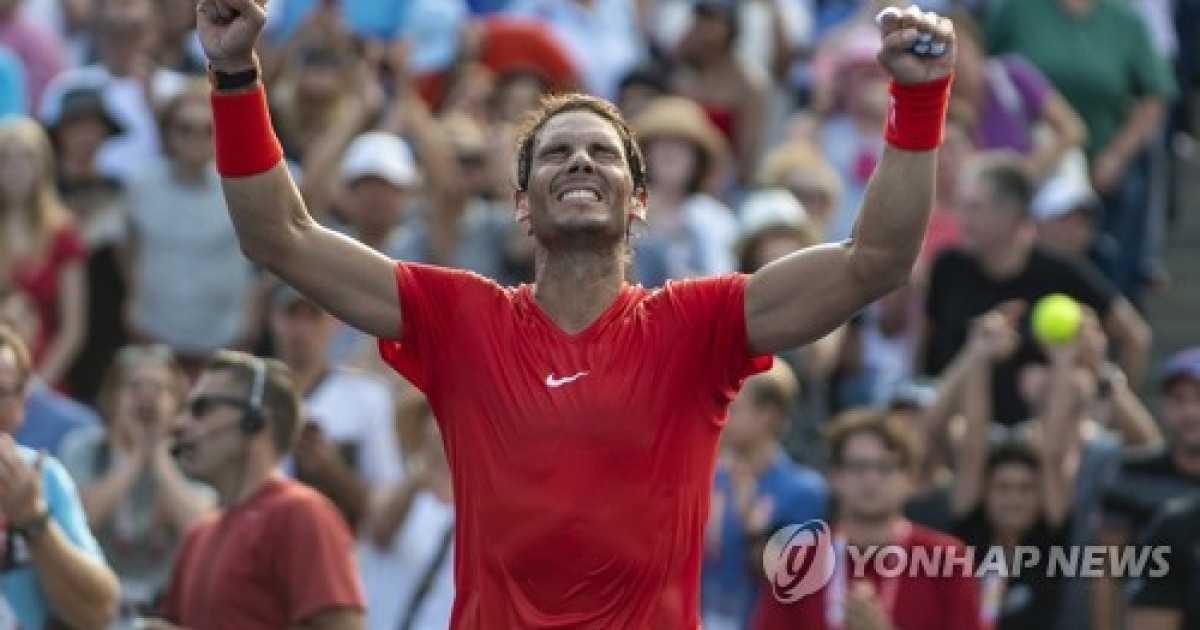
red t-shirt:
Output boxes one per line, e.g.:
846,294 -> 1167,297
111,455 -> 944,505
10,221 -> 85,361
378,263 -> 771,629
162,476 -> 365,629
752,524 -> 986,630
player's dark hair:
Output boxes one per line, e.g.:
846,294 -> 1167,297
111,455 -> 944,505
203,351 -> 301,456
985,440 -> 1041,479
972,153 -> 1035,215
514,93 -> 648,193
825,407 -> 923,473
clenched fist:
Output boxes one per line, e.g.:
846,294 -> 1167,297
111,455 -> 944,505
876,6 -> 955,85
196,0 -> 268,73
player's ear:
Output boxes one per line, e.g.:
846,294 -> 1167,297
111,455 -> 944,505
514,188 -> 530,223
629,188 -> 648,222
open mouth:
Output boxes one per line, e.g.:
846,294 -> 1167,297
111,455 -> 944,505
557,186 -> 602,202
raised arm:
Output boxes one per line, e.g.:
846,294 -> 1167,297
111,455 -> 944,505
746,7 -> 955,354
198,0 -> 403,340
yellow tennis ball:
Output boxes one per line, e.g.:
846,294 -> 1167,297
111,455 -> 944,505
1032,294 -> 1082,346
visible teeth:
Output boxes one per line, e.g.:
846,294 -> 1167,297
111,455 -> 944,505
562,189 -> 599,201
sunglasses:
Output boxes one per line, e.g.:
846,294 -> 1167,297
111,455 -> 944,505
185,395 -> 251,420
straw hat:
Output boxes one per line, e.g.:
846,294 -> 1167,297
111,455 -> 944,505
633,96 -> 729,166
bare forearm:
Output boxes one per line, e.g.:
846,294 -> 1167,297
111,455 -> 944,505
850,146 -> 937,289
29,526 -> 118,629
79,455 -> 145,527
152,449 -> 213,530
1103,100 -> 1164,164
223,165 -> 313,265
952,354 -> 990,516
1041,363 -> 1079,525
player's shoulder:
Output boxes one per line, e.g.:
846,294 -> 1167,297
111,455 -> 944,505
651,273 -> 749,304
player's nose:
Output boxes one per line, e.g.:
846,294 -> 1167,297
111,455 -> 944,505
566,148 -> 596,173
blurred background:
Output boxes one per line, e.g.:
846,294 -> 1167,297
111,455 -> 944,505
0,0 -> 1196,628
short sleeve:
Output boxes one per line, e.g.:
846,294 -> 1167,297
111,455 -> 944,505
1128,500 -> 1191,610
275,494 -> 366,623
51,222 -> 86,266
1126,12 -> 1177,101
40,454 -> 103,559
1004,56 -> 1052,119
658,274 -> 772,394
376,261 -> 503,393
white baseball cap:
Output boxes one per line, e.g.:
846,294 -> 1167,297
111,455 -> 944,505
1032,174 -> 1100,222
340,131 -> 422,189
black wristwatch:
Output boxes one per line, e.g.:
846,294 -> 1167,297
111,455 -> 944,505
12,510 -> 52,542
208,63 -> 260,93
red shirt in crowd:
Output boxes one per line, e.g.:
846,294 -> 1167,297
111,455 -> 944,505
10,221 -> 85,363
378,263 -> 771,629
752,523 -> 986,630
162,475 -> 365,629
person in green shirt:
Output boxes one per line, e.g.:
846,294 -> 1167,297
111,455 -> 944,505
984,0 -> 1176,306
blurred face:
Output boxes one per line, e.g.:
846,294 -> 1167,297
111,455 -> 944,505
617,83 -> 660,120
843,64 -> 890,119
0,346 -> 26,435
457,150 -> 492,198
985,462 -> 1040,534
56,115 -> 111,163
163,0 -> 196,37
1036,210 -> 1094,259
686,9 -> 735,55
297,51 -> 351,100
0,138 -> 40,207
269,301 -> 336,370
938,123 -> 974,203
724,390 -> 777,450
166,101 -> 214,168
115,360 -> 179,440
173,370 -> 249,480
646,137 -> 698,192
787,173 -> 836,230
832,433 -> 913,523
497,75 -> 547,125
516,111 -> 642,249
100,0 -> 155,61
958,172 -> 1022,254
1163,380 -> 1200,452
346,177 -> 407,235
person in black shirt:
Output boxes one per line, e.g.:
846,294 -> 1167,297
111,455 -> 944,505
917,154 -> 1150,426
1128,494 -> 1200,630
946,306 -> 1082,630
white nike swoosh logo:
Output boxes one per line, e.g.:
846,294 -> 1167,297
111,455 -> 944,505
545,371 -> 589,388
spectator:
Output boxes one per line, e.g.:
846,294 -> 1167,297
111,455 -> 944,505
156,351 -> 366,629
631,96 -> 738,286
38,0 -> 186,181
156,0 -> 206,76
269,284 -> 402,531
0,116 -> 87,388
59,344 -> 214,626
46,85 -> 129,404
752,408 -> 984,629
947,10 -> 1086,180
123,81 -> 258,372
615,64 -> 669,121
506,0 -> 645,101
1031,174 -> 1120,284
1098,348 -> 1200,630
0,0 -> 64,112
703,360 -> 827,629
1128,493 -> 1200,630
0,324 -> 118,629
362,395 -> 454,630
756,140 -> 841,239
0,285 -> 97,455
671,0 -> 768,187
985,0 -> 1177,304
891,378 -> 956,533
917,154 -> 1150,426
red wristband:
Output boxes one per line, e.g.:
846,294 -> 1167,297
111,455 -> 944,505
211,85 -> 284,178
884,74 -> 953,152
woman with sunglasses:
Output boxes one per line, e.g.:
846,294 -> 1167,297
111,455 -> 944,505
58,345 -> 214,628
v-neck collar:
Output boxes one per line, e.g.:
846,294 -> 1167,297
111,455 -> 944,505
518,283 -> 639,343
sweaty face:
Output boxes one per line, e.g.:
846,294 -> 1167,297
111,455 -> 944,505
517,111 -> 640,249
831,433 -> 913,523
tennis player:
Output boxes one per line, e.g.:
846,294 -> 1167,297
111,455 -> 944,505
195,1 -> 955,626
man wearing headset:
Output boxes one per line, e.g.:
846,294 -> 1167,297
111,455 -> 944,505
149,350 -> 365,630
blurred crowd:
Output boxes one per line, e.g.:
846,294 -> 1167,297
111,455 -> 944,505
0,0 -> 1195,628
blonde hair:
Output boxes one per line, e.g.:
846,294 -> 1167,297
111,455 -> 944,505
0,116 -> 69,266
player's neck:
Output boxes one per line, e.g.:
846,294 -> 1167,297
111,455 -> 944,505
842,514 -> 904,547
533,247 -> 625,334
